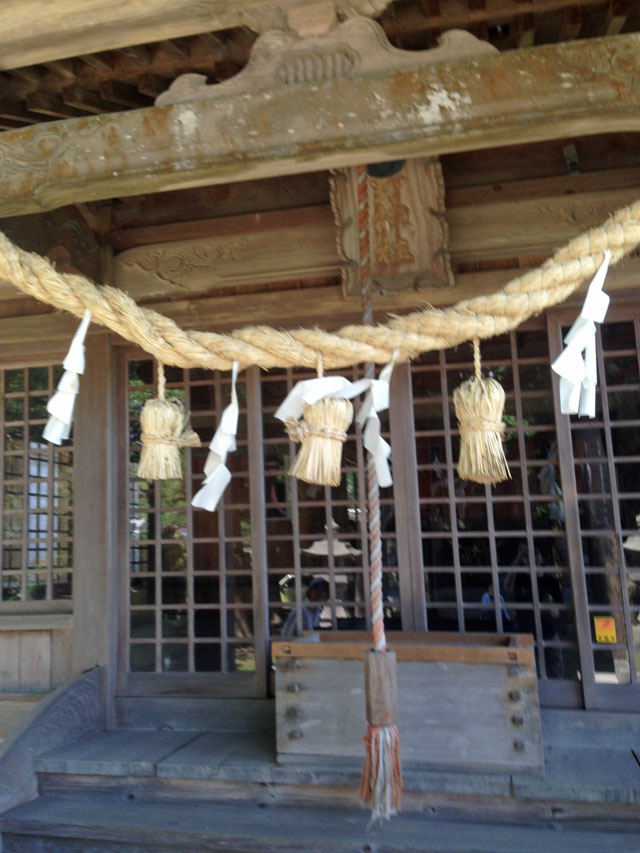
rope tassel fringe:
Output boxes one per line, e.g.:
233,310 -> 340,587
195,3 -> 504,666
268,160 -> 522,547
361,723 -> 403,822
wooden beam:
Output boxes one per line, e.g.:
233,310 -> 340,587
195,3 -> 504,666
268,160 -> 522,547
62,85 -> 112,114
0,1 -> 389,71
0,33 -> 638,217
98,81 -> 152,109
447,186 -> 640,263
25,92 -> 86,120
383,0 -> 615,37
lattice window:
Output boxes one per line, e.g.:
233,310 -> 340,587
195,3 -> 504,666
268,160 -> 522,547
126,359 -> 401,675
1,365 -> 74,603
261,366 -> 400,640
567,317 -> 640,686
412,327 -> 581,687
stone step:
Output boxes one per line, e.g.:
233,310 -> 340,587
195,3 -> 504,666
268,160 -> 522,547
0,693 -> 44,743
1,794 -> 640,853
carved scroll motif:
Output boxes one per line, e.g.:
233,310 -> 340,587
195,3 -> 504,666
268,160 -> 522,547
155,18 -> 497,106
330,158 -> 454,296
126,240 -> 250,289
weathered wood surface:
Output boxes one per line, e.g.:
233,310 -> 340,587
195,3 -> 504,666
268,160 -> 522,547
5,793 -> 640,853
35,729 -> 200,777
106,186 -> 640,298
112,206 -> 340,299
72,335 -> 117,683
331,158 -> 453,295
114,697 -> 275,731
275,656 -> 543,772
272,635 -> 535,666
34,763 -> 640,821
0,33 -> 638,216
0,668 -> 103,816
0,627 -> 72,692
364,650 -> 398,726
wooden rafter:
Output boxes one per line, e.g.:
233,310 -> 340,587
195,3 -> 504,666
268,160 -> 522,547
0,1 -> 389,71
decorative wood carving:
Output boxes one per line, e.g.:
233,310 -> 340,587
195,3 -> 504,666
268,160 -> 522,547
0,34 -> 639,216
156,18 -> 496,106
113,206 -> 341,298
330,158 -> 453,295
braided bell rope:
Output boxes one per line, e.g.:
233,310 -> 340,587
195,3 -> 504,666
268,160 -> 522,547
0,202 -> 638,369
357,165 -> 386,655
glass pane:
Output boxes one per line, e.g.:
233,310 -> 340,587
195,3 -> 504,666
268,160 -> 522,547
162,610 -> 188,638
130,610 -> 155,639
130,644 -> 155,672
194,643 -> 221,672
162,643 -> 188,672
28,367 -> 49,391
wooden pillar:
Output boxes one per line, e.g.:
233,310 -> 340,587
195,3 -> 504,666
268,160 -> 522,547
246,366 -> 269,696
389,362 -> 427,631
72,332 -> 118,723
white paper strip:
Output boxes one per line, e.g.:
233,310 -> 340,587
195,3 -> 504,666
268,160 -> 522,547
275,358 -> 396,488
43,309 -> 91,445
191,361 -> 239,512
274,375 -> 370,423
356,361 -> 395,488
551,251 -> 610,418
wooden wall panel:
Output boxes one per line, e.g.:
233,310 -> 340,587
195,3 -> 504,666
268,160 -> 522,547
0,627 -> 73,691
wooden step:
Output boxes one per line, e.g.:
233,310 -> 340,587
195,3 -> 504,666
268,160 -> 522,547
2,795 -> 640,853
33,728 -> 640,807
114,697 -> 274,732
0,693 -> 44,742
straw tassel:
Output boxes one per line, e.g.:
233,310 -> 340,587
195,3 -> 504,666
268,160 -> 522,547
137,362 -> 200,480
453,338 -> 510,484
285,396 -> 353,487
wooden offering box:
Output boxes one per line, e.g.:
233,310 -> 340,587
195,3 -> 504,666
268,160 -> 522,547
272,632 -> 543,774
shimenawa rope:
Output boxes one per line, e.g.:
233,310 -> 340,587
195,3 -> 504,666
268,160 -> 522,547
0,201 -> 638,369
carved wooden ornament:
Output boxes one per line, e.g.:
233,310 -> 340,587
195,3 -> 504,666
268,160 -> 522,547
155,17 -> 497,106
330,159 -> 454,295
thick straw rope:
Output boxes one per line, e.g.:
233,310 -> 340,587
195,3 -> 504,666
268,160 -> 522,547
0,203 -> 639,369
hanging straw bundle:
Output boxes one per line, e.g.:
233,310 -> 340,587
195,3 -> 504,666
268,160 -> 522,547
285,396 -> 353,487
137,362 -> 200,480
453,338 -> 510,485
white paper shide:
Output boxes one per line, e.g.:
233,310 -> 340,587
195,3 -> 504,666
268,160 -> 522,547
43,309 -> 92,445
274,357 -> 396,488
551,251 -> 610,418
191,361 -> 239,512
